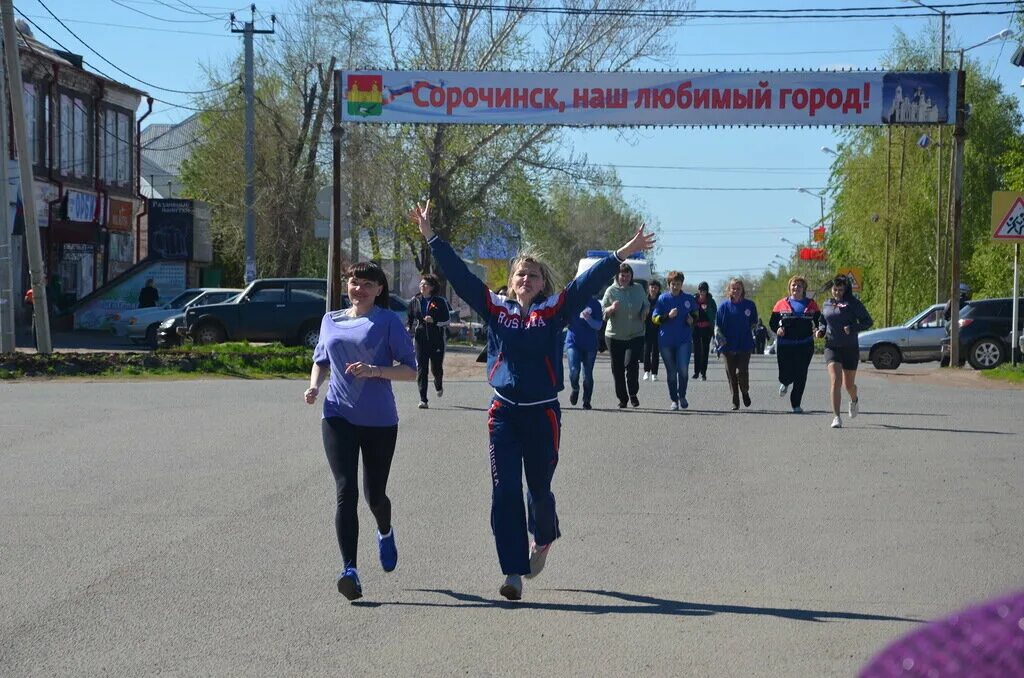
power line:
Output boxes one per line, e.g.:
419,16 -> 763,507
36,0 -> 234,94
15,11 -> 241,113
108,0 -> 222,23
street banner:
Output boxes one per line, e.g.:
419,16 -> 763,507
339,70 -> 956,127
991,191 -> 1024,241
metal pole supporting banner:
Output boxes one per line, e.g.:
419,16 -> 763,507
948,66 -> 967,369
0,41 -> 14,353
1,0 -> 51,353
327,72 -> 344,313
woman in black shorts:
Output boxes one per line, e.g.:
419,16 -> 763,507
816,276 -> 873,429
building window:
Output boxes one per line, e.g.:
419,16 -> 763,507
22,83 -> 36,165
59,92 -> 92,179
101,107 -> 132,188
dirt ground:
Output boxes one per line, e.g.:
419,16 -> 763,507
858,362 -> 1023,390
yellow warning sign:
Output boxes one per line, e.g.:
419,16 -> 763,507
836,267 -> 864,292
991,191 -> 1024,241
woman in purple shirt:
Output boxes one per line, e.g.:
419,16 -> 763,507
304,262 -> 417,601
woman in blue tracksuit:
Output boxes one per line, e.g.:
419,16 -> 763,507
651,271 -> 697,410
565,295 -> 603,409
412,200 -> 655,601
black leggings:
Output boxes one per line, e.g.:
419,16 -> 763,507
322,416 -> 398,569
776,342 -> 815,408
642,332 -> 660,375
693,328 -> 713,377
609,336 -> 644,404
415,340 -> 444,401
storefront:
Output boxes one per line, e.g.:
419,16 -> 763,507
48,187 -> 103,306
106,197 -> 135,279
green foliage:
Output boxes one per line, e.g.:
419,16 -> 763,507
981,363 -> 1024,384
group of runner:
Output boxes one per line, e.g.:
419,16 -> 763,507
303,202 -> 872,603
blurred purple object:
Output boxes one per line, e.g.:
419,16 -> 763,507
861,591 -> 1024,677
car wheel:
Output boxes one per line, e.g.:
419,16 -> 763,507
145,323 -> 160,350
871,345 -> 901,370
195,322 -> 226,345
299,322 -> 320,349
967,338 -> 1005,370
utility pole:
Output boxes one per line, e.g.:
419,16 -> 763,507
1,0 -> 50,352
231,5 -> 274,284
0,42 -> 14,352
328,72 -> 344,312
948,66 -> 967,369
935,11 -> 946,305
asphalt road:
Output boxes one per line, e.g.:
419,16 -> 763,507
2,356 -> 1021,677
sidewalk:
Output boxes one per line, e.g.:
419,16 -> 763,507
12,328 -> 141,353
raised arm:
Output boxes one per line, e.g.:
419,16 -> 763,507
563,224 -> 657,320
411,201 -> 492,318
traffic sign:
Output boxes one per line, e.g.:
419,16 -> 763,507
990,192 -> 1024,241
836,266 -> 863,292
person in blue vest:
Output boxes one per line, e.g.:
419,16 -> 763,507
411,200 -> 655,602
769,275 -> 821,414
651,271 -> 697,410
715,278 -> 759,410
565,294 -> 603,409
408,274 -> 451,409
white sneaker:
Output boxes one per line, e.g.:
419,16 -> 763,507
525,542 -> 550,580
779,383 -> 788,397
643,371 -> 651,381
670,401 -> 679,411
831,416 -> 842,429
499,574 -> 523,600
651,373 -> 658,382
849,399 -> 859,418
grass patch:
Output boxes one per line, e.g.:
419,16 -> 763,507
0,342 -> 313,380
980,363 -> 1024,384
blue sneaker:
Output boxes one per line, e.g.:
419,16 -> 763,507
679,397 -> 688,409
377,529 -> 398,572
336,566 -> 362,601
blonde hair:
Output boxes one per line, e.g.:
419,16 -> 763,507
787,275 -> 808,291
506,250 -> 560,303
727,277 -> 746,299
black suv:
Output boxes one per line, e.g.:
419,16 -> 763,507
183,279 -> 333,348
944,297 -> 1023,369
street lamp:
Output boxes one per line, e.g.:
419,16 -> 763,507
790,218 -> 815,242
797,187 -> 827,232
780,237 -> 801,248
821,146 -> 839,156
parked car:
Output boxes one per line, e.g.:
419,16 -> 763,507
112,288 -> 242,348
156,291 -> 242,348
182,278 -> 411,349
857,303 -> 946,370
940,297 -> 1024,369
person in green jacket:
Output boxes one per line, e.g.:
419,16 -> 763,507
601,263 -> 650,408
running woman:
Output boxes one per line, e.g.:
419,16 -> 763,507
602,263 -> 650,408
304,262 -> 417,601
412,200 -> 654,601
816,275 -> 873,428
565,294 -> 603,409
408,274 -> 451,409
769,276 -> 821,414
651,271 -> 697,410
692,281 -> 716,381
715,278 -> 758,410
642,280 -> 662,382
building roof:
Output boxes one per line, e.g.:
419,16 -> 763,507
141,114 -> 203,178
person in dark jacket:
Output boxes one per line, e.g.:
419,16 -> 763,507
408,274 -> 451,409
816,275 -> 873,428
642,280 -> 662,382
753,320 -> 770,354
942,283 -> 972,322
412,199 -> 654,602
691,281 -> 716,380
138,279 -> 159,308
769,276 -> 821,413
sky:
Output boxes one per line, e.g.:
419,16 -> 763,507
19,0 -> 1024,291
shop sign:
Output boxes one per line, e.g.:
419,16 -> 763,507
108,198 -> 134,232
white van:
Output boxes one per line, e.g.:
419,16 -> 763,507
575,250 -> 653,288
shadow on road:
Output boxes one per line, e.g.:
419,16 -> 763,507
871,424 -> 1014,436
396,588 -> 920,623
